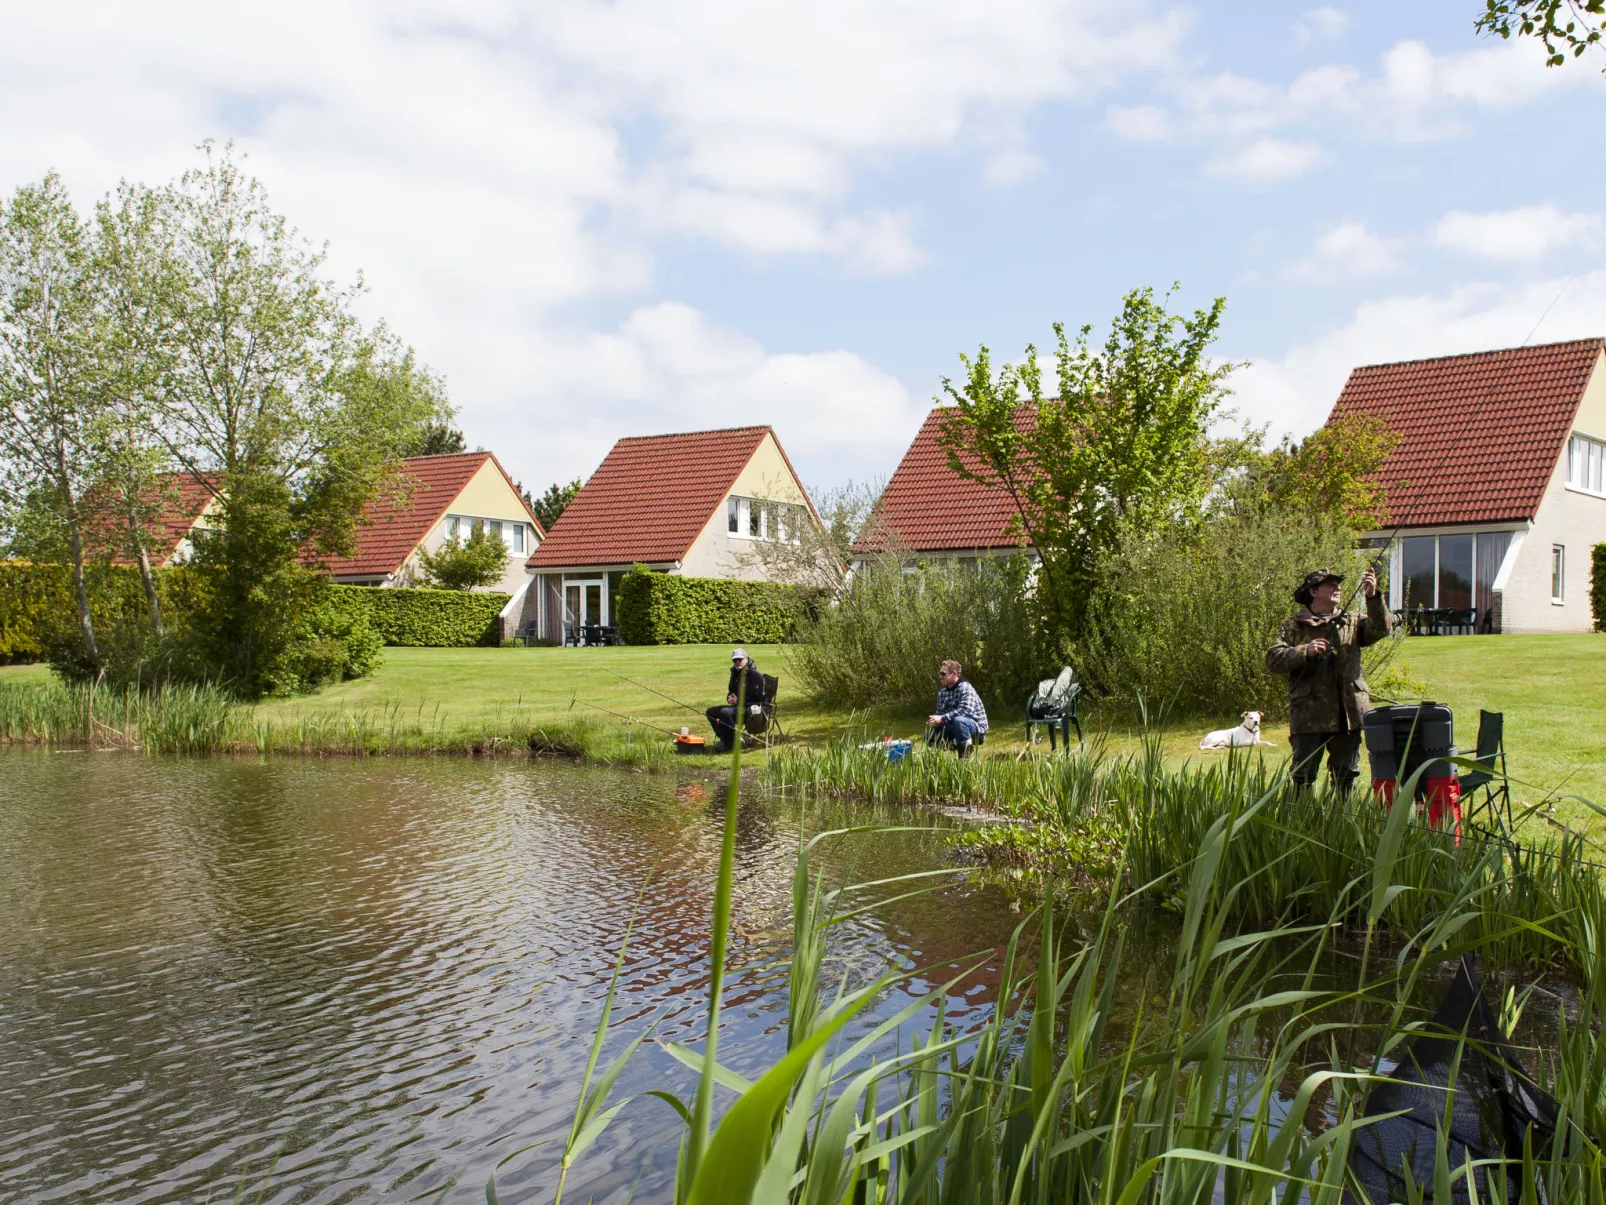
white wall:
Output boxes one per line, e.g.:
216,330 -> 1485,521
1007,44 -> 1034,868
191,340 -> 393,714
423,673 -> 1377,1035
398,458 -> 536,595
680,432 -> 819,581
1503,452 -> 1606,632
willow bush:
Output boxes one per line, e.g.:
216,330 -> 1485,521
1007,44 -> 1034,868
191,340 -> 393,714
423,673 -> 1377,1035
788,553 -> 1046,711
1073,508 -> 1402,720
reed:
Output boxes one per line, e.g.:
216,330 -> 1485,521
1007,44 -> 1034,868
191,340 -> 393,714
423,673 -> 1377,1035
507,731 -> 1606,1203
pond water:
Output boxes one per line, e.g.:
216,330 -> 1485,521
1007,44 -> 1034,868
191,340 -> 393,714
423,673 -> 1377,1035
0,751 -> 1037,1204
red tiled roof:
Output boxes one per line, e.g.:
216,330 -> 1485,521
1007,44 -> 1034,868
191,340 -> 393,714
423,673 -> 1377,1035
1325,338 -> 1604,528
526,426 -> 775,569
853,407 -> 1034,554
313,451 -> 544,578
83,471 -> 216,564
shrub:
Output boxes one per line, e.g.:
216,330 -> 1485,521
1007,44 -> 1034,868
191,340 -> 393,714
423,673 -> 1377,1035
788,554 -> 1046,710
1594,542 -> 1605,633
616,567 -> 812,645
325,584 -> 508,647
417,527 -> 508,590
1073,508 -> 1398,720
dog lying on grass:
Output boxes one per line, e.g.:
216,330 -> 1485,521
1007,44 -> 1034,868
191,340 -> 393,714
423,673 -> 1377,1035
1199,711 -> 1274,749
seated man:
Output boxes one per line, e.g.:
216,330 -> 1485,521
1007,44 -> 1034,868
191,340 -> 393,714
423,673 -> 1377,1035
706,648 -> 767,752
926,659 -> 988,757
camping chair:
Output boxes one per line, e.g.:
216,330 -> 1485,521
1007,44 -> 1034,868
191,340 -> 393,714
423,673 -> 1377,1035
1458,710 -> 1513,833
739,675 -> 787,748
1025,667 -> 1084,752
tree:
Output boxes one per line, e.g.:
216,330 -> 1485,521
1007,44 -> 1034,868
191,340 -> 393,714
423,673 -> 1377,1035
142,145 -> 443,694
0,173 -> 104,669
527,477 -> 582,532
409,418 -> 466,456
1230,414 -> 1400,531
732,480 -> 869,593
1477,0 -> 1606,68
937,285 -> 1238,640
418,524 -> 507,590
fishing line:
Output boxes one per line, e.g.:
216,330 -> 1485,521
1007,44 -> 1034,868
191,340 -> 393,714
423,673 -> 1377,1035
608,671 -> 705,716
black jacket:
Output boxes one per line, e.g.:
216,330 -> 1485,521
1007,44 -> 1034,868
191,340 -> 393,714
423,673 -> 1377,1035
727,660 -> 765,705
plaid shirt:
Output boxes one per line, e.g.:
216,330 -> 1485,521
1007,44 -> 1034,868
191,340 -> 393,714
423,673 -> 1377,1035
935,679 -> 988,734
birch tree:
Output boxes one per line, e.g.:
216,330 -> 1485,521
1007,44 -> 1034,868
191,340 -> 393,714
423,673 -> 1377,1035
0,174 -> 104,668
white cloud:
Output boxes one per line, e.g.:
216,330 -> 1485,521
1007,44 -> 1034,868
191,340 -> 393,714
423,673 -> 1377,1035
0,0 -> 1194,493
1432,204 -> 1602,263
1105,104 -> 1170,140
1294,7 -> 1349,43
1287,221 -> 1406,283
1231,272 -> 1606,441
1206,138 -> 1326,182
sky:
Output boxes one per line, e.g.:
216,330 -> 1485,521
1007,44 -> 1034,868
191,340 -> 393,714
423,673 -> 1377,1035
4,0 -> 1606,498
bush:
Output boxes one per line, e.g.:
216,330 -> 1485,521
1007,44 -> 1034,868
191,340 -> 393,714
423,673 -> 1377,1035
1594,543 -> 1605,633
325,584 -> 508,647
788,554 -> 1046,710
1073,508 -> 1399,720
616,567 -> 812,645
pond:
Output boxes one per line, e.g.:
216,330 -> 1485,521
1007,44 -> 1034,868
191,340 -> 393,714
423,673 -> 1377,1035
0,750 -> 1040,1204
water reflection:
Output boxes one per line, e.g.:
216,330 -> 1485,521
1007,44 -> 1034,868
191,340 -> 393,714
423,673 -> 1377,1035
0,752 -> 1014,1204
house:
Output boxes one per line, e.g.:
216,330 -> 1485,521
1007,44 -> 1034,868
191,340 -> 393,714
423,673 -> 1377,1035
852,406 -> 1035,568
313,451 -> 545,596
1325,337 -> 1606,633
518,425 -> 819,643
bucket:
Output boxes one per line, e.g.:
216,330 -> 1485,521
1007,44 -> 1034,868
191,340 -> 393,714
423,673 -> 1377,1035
674,733 -> 707,755
886,740 -> 913,764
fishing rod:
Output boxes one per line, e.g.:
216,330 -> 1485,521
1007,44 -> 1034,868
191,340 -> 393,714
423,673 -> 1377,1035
1340,276 -> 1577,616
609,671 -> 705,717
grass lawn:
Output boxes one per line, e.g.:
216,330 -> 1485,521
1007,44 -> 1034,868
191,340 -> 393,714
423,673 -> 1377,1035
6,633 -> 1602,816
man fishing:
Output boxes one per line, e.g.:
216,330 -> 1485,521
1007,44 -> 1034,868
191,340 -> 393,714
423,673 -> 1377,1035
706,648 -> 767,752
927,659 -> 988,758
1266,567 -> 1391,794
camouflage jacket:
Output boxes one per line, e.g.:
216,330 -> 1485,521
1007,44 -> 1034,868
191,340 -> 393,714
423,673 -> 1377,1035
1265,592 -> 1392,735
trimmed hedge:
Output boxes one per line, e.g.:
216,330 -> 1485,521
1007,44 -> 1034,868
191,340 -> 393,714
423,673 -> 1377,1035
326,585 -> 509,647
1593,543 -> 1605,633
616,566 -> 812,646
0,560 -> 157,662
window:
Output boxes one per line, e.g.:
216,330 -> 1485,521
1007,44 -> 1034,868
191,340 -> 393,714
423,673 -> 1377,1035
1552,544 -> 1565,603
1568,433 -> 1606,496
726,495 -> 801,543
1402,535 -> 1436,609
728,497 -> 740,533
510,523 -> 525,554
446,515 -> 460,540
1437,533 -> 1472,610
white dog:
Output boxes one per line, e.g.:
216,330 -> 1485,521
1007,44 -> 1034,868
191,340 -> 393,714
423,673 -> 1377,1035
1199,711 -> 1275,749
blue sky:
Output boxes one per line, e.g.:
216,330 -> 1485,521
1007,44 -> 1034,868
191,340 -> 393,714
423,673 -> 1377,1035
4,0 -> 1605,496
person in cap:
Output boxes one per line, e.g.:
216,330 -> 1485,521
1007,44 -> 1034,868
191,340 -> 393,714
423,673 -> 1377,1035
926,659 -> 988,758
1266,567 -> 1390,793
706,648 -> 768,752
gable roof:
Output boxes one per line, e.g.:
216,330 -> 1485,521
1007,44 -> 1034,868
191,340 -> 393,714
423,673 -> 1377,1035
1325,337 -> 1605,528
81,471 -> 215,565
313,451 -> 544,578
853,407 -> 1033,555
526,425 -> 778,569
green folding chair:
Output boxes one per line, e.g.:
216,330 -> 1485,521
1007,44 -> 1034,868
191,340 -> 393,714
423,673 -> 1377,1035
1458,710 -> 1513,833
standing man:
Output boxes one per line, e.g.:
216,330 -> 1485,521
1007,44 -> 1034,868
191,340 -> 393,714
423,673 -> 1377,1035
1266,567 -> 1391,794
927,659 -> 988,758
706,648 -> 766,752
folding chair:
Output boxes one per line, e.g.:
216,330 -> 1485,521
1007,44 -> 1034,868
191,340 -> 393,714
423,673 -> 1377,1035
741,674 -> 785,747
1458,710 -> 1513,833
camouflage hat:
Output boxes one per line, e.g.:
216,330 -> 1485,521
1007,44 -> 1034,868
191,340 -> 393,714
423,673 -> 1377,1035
1294,569 -> 1345,605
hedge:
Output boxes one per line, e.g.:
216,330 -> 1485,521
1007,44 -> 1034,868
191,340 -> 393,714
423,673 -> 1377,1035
325,584 -> 509,647
616,567 -> 812,645
1593,543 -> 1605,633
0,560 -> 158,662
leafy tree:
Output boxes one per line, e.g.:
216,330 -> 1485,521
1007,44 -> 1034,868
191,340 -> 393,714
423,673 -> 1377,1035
936,285 -> 1238,640
527,477 -> 582,532
418,524 -> 508,590
733,480 -> 868,593
140,146 -> 443,694
0,173 -> 105,668
408,418 -> 466,456
1477,0 -> 1605,68
1229,414 -> 1400,530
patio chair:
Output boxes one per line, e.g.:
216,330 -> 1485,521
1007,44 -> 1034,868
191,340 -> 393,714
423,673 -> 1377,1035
1458,710 -> 1513,833
759,674 -> 786,743
1025,666 -> 1084,752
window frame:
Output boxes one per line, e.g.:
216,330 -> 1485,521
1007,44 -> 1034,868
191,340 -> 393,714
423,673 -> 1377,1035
1566,432 -> 1606,497
1552,544 -> 1565,604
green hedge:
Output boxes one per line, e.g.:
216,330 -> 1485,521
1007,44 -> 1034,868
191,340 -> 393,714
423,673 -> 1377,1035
0,560 -> 158,662
1593,543 -> 1605,633
325,585 -> 509,647
616,567 -> 812,645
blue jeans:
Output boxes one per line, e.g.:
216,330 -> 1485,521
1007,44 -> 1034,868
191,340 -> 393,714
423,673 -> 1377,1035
931,715 -> 981,753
